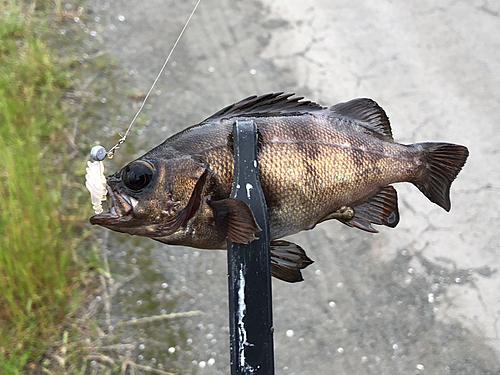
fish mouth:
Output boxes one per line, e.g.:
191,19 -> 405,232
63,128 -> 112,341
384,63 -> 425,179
90,184 -> 135,228
89,184 -> 183,237
90,169 -> 209,238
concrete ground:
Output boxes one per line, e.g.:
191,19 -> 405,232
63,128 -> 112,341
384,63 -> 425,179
81,0 -> 500,373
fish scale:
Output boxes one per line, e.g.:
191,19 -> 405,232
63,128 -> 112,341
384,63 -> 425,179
252,115 -> 412,238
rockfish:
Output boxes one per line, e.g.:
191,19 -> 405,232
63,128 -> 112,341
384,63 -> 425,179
90,93 -> 468,282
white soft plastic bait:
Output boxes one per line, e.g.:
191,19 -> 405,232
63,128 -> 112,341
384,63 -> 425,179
85,160 -> 107,214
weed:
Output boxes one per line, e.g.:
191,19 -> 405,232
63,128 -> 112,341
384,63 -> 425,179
0,1 -> 92,371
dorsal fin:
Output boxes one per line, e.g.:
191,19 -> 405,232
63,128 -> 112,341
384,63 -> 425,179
330,98 -> 393,140
202,92 -> 325,123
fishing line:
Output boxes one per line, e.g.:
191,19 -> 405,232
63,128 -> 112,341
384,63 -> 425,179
90,0 -> 202,161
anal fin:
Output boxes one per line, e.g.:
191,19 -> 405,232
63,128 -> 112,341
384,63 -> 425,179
208,198 -> 261,243
270,241 -> 314,283
340,186 -> 400,233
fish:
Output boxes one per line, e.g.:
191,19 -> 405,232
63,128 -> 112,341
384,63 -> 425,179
90,92 -> 469,282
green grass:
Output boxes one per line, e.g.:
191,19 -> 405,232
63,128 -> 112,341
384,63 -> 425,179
0,1 -> 92,372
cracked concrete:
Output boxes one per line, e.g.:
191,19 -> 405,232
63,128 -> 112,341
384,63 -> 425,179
81,0 -> 500,373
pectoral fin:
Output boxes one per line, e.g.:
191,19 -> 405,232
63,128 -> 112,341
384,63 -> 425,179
208,198 -> 261,243
341,186 -> 399,233
270,240 -> 314,283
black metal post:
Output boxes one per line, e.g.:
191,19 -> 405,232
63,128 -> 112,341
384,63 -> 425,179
227,120 -> 275,374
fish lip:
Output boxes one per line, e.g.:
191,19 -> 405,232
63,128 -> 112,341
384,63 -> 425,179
89,184 -> 133,225
89,209 -> 132,225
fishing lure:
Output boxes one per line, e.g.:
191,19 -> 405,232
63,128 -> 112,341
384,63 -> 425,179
85,157 -> 107,214
85,0 -> 201,213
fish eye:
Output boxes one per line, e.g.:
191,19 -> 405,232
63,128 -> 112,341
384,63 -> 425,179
122,161 -> 154,191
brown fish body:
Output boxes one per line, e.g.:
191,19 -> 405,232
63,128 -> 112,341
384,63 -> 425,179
91,93 -> 468,282
161,115 -> 409,242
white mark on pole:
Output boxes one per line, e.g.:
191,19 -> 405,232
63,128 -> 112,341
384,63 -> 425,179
232,183 -> 241,199
238,268 -> 247,367
245,183 -> 253,199
237,266 -> 255,372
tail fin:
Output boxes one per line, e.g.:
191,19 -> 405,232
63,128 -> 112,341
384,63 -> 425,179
412,143 -> 469,211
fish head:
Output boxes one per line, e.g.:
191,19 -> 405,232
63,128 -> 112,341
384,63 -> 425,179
90,155 -> 208,238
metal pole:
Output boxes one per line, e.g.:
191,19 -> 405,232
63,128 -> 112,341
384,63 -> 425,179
227,119 -> 275,374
